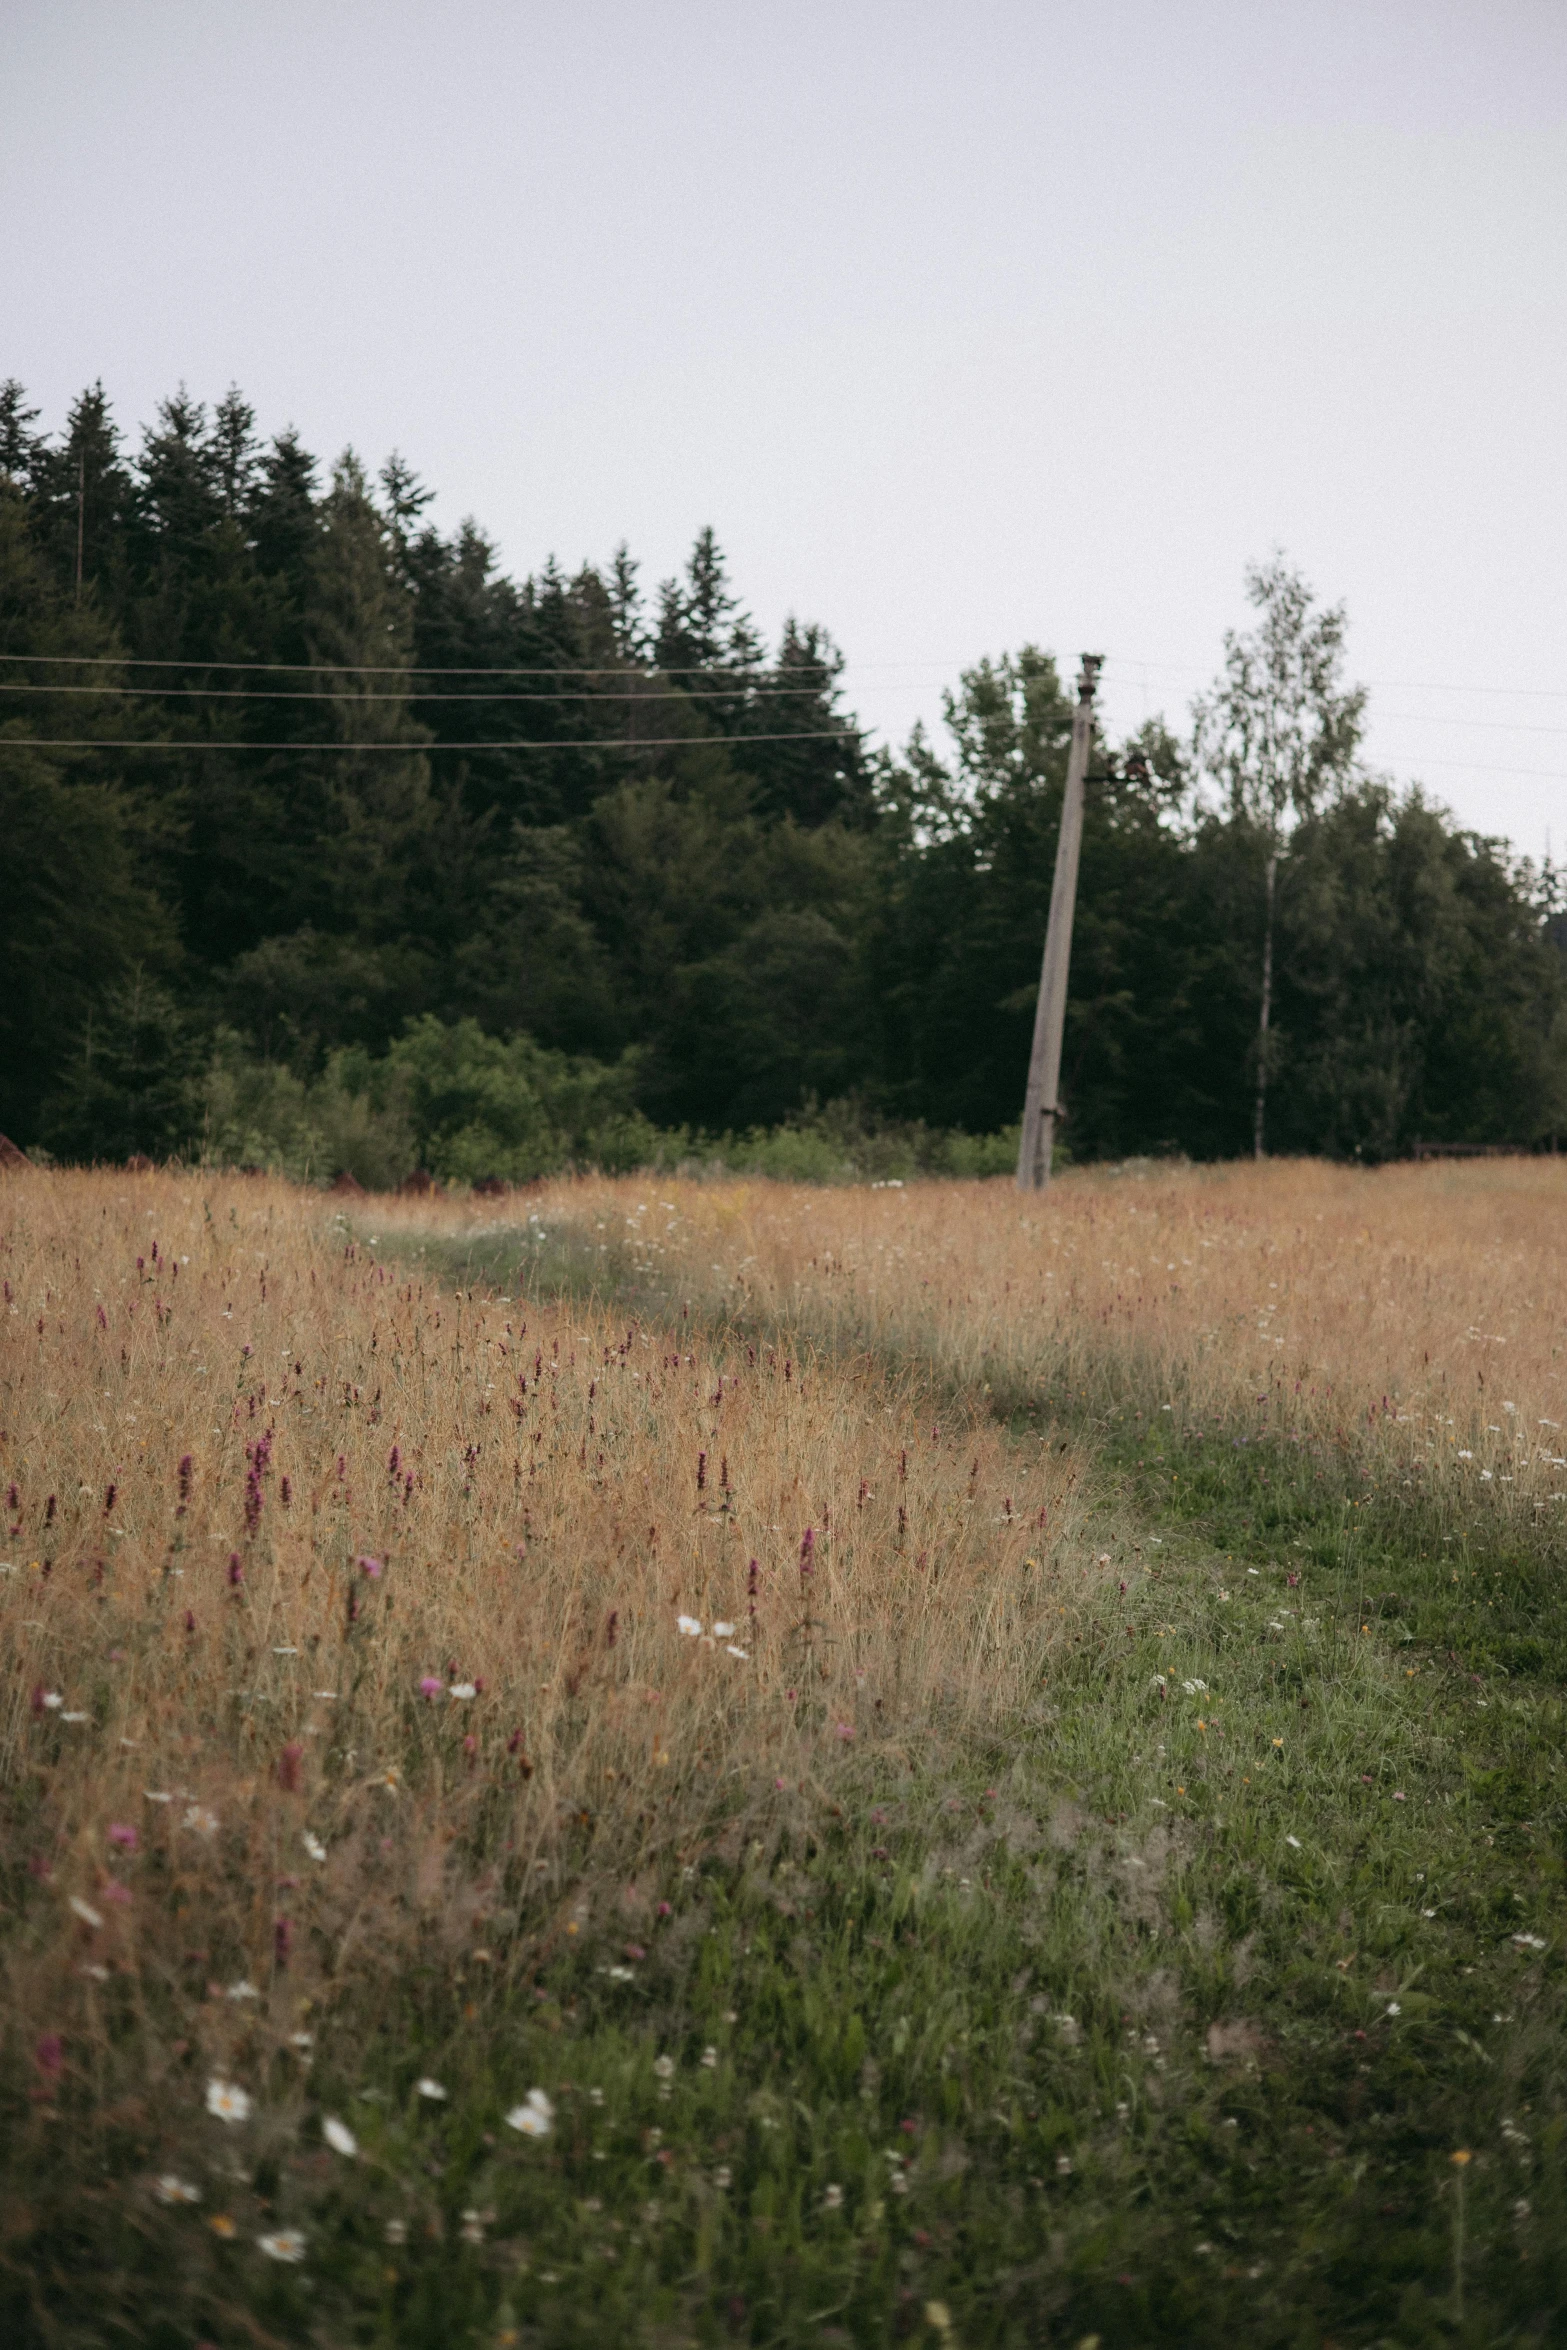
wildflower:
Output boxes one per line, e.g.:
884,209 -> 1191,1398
184,1804 -> 219,1837
36,1688 -> 62,1712
206,2078 -> 252,2124
460,2209 -> 485,2244
713,2164 -> 731,2189
834,1721 -> 856,1741
701,2045 -> 718,2069
676,1616 -> 702,1637
257,2230 -> 306,2262
418,1675 -> 444,1700
303,1831 -> 327,1862
384,2218 -> 407,2245
506,2088 -> 554,2138
1513,1932 -> 1548,1950
69,1896 -> 103,1929
1180,1678 -> 1208,1695
209,2214 -> 237,2239
108,1822 -> 138,1850
226,1980 -> 260,2002
726,1644 -> 749,1659
34,2031 -> 64,2079
588,2086 -> 604,2106
322,2116 -> 358,2158
276,1742 -> 304,1792
712,1621 -> 736,1639
823,2182 -> 843,2210
448,1682 -> 477,1701
61,1711 -> 90,1724
653,2054 -> 675,2080
416,2077 -> 448,2100
154,2173 -> 200,2205
1385,2002 -> 1401,2017
1285,1835 -> 1302,1850
228,1552 -> 243,1587
357,1555 -> 383,1579
1056,2153 -> 1072,2173
291,2032 -> 314,2053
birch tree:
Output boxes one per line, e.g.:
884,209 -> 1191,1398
1194,558 -> 1365,1156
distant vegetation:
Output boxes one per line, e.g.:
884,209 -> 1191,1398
3,376 -> 1564,1176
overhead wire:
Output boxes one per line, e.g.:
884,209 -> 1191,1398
0,731 -> 860,753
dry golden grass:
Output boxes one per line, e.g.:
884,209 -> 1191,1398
396,1153 -> 1567,1517
0,1168 -> 1083,2108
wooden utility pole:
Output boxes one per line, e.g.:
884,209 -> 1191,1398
1016,652 -> 1102,1191
75,447 -> 85,605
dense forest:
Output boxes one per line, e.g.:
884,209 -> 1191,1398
3,376 -> 1563,1180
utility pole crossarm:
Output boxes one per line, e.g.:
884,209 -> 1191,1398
1016,653 -> 1103,1192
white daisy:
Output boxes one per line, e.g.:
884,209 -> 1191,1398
505,2088 -> 554,2137
258,2229 -> 306,2262
676,1616 -> 702,1637
206,2078 -> 252,2125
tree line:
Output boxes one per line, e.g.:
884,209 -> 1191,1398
2,375 -> 1563,1178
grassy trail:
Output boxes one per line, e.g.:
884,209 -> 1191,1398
340,1216 -> 1567,2348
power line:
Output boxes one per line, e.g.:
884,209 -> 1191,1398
5,678 -> 1566,736
0,680 -> 856,706
1101,654 -> 1567,702
0,730 -> 860,753
0,650 -> 837,681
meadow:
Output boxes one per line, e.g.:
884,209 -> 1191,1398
2,1157 -> 1565,2348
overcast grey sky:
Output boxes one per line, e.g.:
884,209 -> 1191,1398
6,1 -> 1565,852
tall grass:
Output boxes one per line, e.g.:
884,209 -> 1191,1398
0,1170 -> 1085,2267
5,1157 -> 1565,2342
375,1154 -> 1567,1525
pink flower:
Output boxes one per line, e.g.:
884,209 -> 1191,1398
227,1553 -> 244,1588
34,2032 -> 63,2079
656,1901 -> 672,1918
107,1823 -> 138,1851
834,1721 -> 855,1741
357,1555 -> 383,1579
418,1675 -> 444,1700
625,1943 -> 646,1961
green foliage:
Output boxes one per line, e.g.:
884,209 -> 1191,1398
2,374 -> 1563,1169
39,970 -> 199,1163
384,1015 -> 657,1183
